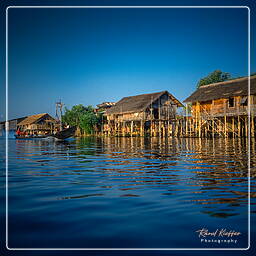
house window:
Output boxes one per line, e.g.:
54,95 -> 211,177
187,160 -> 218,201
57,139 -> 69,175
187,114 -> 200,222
228,97 -> 235,108
240,96 -> 248,106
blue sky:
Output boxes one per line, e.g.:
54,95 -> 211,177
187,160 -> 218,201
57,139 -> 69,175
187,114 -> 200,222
0,1 -> 255,120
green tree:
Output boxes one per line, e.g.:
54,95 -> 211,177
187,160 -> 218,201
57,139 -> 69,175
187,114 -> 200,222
62,104 -> 102,135
197,70 -> 231,88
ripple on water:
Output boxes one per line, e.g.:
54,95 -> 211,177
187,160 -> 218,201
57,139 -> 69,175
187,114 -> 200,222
1,136 -> 254,248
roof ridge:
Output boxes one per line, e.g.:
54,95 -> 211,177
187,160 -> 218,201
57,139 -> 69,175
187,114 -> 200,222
124,90 -> 166,98
199,75 -> 256,89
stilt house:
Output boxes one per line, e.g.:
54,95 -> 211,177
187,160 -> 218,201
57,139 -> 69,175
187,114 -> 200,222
104,91 -> 183,136
17,113 -> 56,135
184,75 -> 256,137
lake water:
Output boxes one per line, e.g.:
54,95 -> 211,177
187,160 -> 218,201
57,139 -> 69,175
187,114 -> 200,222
1,132 -> 255,249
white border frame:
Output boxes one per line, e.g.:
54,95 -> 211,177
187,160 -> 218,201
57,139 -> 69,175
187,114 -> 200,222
5,5 -> 251,251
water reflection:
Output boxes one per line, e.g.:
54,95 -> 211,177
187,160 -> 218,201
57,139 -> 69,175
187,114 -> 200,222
12,136 -> 254,220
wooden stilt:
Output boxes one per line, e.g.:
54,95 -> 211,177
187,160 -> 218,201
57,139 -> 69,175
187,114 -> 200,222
123,121 -> 125,137
245,116 -> 248,137
185,104 -> 188,137
163,121 -> 165,137
198,118 -> 201,138
140,120 -> 144,137
159,121 -> 161,137
252,116 -> 255,137
108,121 -> 111,136
212,119 -> 214,138
238,116 -> 241,137
232,117 -> 235,138
206,121 -> 210,138
224,115 -> 227,137
175,120 -> 178,137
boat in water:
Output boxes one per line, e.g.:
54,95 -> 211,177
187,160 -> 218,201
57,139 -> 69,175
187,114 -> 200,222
50,126 -> 76,140
14,101 -> 76,141
14,134 -> 48,139
15,126 -> 76,140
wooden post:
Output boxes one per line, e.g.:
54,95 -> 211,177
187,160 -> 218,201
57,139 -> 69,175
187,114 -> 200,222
167,105 -> 170,137
198,118 -> 201,138
212,119 -> 214,138
251,95 -> 254,138
108,120 -> 111,136
245,116 -> 248,137
224,115 -> 227,137
189,119 -> 192,137
238,116 -> 241,137
232,117 -> 235,138
150,96 -> 153,137
131,121 -> 133,137
140,120 -> 144,137
175,120 -> 178,137
151,121 -> 153,137
206,121 -> 209,138
185,103 -> 188,136
123,121 -> 125,137
113,121 -> 116,136
252,115 -> 255,138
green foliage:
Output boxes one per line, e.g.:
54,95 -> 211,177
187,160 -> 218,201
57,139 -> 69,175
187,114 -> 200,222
62,104 -> 102,135
197,70 -> 231,88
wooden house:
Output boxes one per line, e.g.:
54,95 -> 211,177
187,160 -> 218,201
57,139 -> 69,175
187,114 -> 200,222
17,113 -> 56,135
183,75 -> 256,137
104,91 -> 183,136
0,116 -> 27,131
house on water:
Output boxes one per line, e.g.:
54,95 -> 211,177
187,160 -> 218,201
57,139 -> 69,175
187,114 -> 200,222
184,75 -> 256,137
103,91 -> 183,136
0,116 -> 27,131
17,113 -> 56,135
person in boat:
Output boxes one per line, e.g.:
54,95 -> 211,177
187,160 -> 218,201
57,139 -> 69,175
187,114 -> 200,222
16,128 -> 21,136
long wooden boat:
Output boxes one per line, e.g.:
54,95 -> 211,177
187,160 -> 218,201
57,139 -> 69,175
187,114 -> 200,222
51,126 -> 76,140
15,126 -> 76,140
14,134 -> 48,139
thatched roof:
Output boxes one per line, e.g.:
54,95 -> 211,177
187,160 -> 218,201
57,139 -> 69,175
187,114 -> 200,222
105,91 -> 183,115
17,113 -> 55,126
184,75 -> 256,103
97,102 -> 116,108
